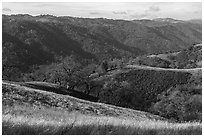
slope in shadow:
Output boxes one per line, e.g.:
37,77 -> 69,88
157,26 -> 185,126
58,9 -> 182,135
23,21 -> 96,59
23,82 -> 98,102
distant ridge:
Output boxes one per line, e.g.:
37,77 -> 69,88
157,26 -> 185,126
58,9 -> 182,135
2,14 -> 202,80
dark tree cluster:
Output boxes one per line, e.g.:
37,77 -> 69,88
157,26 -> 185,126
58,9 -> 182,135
150,85 -> 202,122
98,69 -> 191,111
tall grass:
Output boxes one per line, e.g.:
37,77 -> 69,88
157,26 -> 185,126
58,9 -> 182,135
2,105 -> 202,135
2,81 -> 202,135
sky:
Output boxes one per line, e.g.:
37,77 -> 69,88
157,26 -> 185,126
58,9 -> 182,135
2,2 -> 202,20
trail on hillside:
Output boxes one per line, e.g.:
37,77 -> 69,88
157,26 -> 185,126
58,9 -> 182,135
125,65 -> 202,72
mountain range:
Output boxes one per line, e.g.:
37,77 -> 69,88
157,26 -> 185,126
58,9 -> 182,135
2,14 -> 202,75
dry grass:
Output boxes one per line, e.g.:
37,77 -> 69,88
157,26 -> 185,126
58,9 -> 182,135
2,105 -> 202,135
2,81 -> 164,121
126,64 -> 202,73
2,81 -> 202,135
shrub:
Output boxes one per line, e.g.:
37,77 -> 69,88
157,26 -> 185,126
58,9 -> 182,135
150,85 -> 202,122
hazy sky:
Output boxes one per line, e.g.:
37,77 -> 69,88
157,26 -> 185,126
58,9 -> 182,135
2,2 -> 202,20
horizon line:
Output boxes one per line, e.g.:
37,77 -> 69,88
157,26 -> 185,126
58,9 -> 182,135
2,13 -> 202,21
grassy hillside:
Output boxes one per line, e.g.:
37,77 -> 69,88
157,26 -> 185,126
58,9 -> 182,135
125,65 -> 202,75
129,44 -> 202,69
3,105 -> 201,135
2,81 -> 163,120
2,81 -> 201,135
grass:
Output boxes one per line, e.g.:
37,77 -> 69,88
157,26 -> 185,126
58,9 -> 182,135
126,64 -> 202,73
2,104 -> 202,135
2,80 -> 202,135
2,81 -> 165,120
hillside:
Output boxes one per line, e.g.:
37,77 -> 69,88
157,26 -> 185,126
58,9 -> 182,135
2,81 -> 164,120
2,14 -> 202,134
2,81 -> 201,135
128,44 -> 202,69
89,64 -> 202,122
125,65 -> 202,74
2,14 -> 202,81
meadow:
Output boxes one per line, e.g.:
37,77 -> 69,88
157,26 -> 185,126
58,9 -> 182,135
3,104 -> 202,135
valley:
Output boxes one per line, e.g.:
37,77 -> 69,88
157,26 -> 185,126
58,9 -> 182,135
2,14 -> 202,135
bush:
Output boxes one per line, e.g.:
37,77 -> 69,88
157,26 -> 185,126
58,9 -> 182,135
150,85 -> 202,122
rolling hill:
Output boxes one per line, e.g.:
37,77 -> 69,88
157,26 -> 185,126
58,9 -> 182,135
87,61 -> 202,122
2,81 -> 201,135
2,14 -> 202,134
129,44 -> 202,69
2,80 -> 164,120
2,14 -> 202,80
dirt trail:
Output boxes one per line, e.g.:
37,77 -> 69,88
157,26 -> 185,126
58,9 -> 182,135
125,65 -> 202,72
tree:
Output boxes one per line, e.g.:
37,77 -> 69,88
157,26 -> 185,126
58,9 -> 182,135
150,85 -> 202,122
175,50 -> 188,68
74,64 -> 102,96
59,56 -> 82,89
101,60 -> 108,72
23,55 -> 83,89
